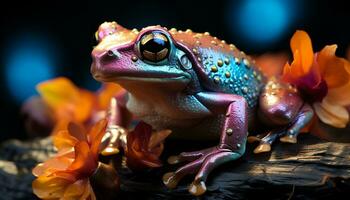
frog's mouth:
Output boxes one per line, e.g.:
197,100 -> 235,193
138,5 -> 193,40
94,73 -> 190,83
92,65 -> 191,84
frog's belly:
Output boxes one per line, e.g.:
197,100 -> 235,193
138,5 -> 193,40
127,92 -> 258,140
169,115 -> 225,140
140,114 -> 203,130
139,114 -> 223,140
126,93 -> 212,130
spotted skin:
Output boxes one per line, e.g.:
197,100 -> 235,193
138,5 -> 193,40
198,48 -> 264,107
91,22 -> 314,196
169,28 -> 265,107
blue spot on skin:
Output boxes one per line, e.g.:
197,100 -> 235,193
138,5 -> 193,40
228,0 -> 298,46
4,34 -> 57,103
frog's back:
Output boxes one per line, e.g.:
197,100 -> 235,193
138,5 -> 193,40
169,29 -> 266,108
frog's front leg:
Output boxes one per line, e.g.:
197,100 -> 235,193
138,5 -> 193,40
163,92 -> 248,196
101,91 -> 132,155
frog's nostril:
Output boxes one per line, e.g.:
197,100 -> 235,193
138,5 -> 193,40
107,49 -> 120,59
107,50 -> 115,56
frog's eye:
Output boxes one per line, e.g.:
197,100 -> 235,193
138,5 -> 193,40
139,32 -> 170,62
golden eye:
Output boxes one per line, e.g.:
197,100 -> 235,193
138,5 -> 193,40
139,31 -> 170,62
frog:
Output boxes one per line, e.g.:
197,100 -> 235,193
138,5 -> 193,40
91,21 -> 314,196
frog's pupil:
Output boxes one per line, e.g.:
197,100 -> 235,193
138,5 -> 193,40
144,38 -> 167,53
140,32 -> 170,62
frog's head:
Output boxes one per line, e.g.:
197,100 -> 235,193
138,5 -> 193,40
91,22 -> 202,93
92,22 -> 249,94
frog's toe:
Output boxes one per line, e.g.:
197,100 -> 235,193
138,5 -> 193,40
247,136 -> 261,143
162,172 -> 178,189
249,134 -> 273,153
164,147 -> 242,195
167,147 -> 215,165
252,130 -> 299,153
188,150 -> 241,195
247,134 -> 268,143
189,181 -> 207,196
163,157 -> 204,189
253,143 -> 271,154
167,155 -> 181,164
280,134 -> 297,143
251,130 -> 285,154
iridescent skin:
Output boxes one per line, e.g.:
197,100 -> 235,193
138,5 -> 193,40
91,22 -> 314,196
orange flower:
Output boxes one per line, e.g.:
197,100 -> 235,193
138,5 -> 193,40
283,30 -> 350,128
36,77 -> 123,134
32,119 -> 108,200
125,121 -> 171,170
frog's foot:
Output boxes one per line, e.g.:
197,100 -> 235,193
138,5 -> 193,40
167,147 -> 215,164
100,124 -> 128,156
163,147 -> 242,196
100,95 -> 131,156
248,130 -> 290,153
250,103 -> 314,154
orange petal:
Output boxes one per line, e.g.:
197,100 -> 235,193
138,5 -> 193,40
89,119 -> 108,157
140,157 -> 162,168
313,101 -> 349,128
36,77 -> 94,123
97,83 -> 123,110
290,50 -> 306,77
282,62 -> 292,80
62,179 -> 87,200
32,175 -> 70,199
282,52 -> 306,81
51,119 -> 70,135
127,150 -> 162,169
80,180 -> 96,200
32,148 -> 75,177
148,129 -> 171,150
68,142 -> 90,171
32,155 -> 73,177
36,77 -> 81,118
53,171 -> 78,182
56,146 -> 75,155
68,122 -> 88,142
53,130 -> 79,150
74,90 -> 95,122
88,119 -> 107,142
325,80 -> 350,106
317,45 -> 350,88
67,142 -> 97,174
290,30 -> 314,74
149,143 -> 164,158
126,121 -> 166,169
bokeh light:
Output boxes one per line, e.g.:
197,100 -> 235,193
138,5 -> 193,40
227,0 -> 299,48
4,33 -> 58,103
